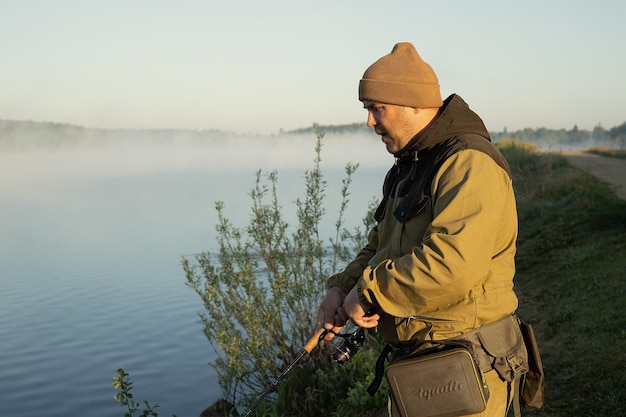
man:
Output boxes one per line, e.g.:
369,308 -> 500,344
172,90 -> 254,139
316,42 -> 524,416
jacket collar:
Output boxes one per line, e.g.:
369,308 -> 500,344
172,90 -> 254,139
394,94 -> 491,160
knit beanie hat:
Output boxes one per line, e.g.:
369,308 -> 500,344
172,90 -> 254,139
359,42 -> 443,108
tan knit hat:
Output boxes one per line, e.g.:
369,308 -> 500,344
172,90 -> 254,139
359,42 -> 443,108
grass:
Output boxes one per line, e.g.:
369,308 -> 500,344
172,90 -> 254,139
501,142 -> 626,416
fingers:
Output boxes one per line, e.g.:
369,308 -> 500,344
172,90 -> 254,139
315,307 -> 329,330
316,287 -> 348,337
342,285 -> 379,328
336,305 -> 349,323
353,312 -> 380,329
322,326 -> 341,342
316,303 -> 345,330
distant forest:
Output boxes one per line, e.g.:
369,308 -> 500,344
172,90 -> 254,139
289,121 -> 626,151
1,119 -> 625,151
0,119 -> 245,150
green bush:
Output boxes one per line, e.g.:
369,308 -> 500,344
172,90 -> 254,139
183,125 -> 385,415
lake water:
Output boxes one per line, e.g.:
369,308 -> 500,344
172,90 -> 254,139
0,132 -> 389,417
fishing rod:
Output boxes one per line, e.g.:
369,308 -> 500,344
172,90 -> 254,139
240,320 -> 368,416
240,327 -> 329,417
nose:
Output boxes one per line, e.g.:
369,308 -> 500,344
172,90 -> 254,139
366,111 -> 376,128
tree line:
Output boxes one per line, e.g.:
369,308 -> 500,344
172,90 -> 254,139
490,122 -> 626,151
2,119 -> 625,151
291,122 -> 626,151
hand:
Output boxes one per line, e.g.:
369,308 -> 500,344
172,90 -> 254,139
316,287 -> 348,341
343,285 -> 379,329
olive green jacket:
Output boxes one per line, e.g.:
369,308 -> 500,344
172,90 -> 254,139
327,94 -> 519,345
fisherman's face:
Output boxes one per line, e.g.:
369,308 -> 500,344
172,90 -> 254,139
363,100 -> 418,154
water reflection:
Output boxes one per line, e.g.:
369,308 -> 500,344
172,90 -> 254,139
0,132 -> 389,417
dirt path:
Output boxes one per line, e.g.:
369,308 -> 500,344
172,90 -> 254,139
561,151 -> 626,200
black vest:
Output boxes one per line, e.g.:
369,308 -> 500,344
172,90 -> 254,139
374,134 -> 511,223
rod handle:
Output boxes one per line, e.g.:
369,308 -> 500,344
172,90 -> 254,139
303,328 -> 327,354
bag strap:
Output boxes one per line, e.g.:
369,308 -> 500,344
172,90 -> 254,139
513,375 -> 522,417
367,343 -> 393,396
507,337 -> 525,417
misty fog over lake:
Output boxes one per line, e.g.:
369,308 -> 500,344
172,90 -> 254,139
0,130 -> 390,417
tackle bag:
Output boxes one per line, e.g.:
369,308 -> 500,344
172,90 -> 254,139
384,342 -> 489,417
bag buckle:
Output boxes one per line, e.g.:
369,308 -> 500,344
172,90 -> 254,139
507,355 -> 525,377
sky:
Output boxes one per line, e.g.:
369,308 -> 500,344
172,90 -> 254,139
1,0 -> 625,135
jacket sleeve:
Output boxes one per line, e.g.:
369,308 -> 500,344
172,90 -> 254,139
358,150 -> 515,318
326,225 -> 379,294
